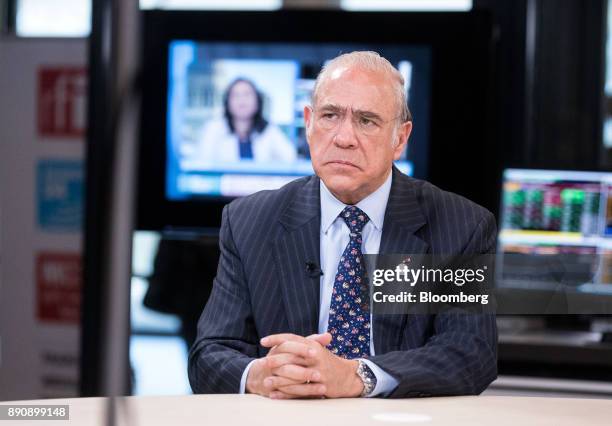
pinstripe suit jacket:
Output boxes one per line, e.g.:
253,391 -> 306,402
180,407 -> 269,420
188,167 -> 498,397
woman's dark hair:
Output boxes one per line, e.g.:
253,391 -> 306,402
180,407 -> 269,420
223,78 -> 268,135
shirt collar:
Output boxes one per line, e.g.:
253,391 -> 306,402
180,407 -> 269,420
320,169 -> 393,234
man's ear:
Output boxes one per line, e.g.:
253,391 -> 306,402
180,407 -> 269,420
393,121 -> 413,160
304,105 -> 313,129
304,105 -> 314,147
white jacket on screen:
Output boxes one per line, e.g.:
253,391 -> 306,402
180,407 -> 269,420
196,119 -> 297,163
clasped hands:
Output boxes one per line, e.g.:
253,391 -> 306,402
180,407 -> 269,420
245,332 -> 364,399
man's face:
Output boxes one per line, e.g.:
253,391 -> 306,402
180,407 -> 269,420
304,66 -> 412,204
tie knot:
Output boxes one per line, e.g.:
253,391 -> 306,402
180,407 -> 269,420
340,206 -> 370,234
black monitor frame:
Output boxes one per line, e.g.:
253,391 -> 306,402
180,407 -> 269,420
138,9 -> 495,230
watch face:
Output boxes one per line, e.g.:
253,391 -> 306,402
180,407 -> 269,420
358,361 -> 377,396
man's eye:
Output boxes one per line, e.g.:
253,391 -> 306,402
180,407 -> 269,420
322,113 -> 338,120
359,117 -> 375,126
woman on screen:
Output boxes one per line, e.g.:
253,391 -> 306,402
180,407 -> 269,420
197,78 -> 297,163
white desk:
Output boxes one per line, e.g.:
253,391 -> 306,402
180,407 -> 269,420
1,394 -> 612,425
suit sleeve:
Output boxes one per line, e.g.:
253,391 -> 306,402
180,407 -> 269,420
188,203 -> 259,393
368,211 -> 498,398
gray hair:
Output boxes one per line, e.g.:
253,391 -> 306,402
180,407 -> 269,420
311,51 -> 412,123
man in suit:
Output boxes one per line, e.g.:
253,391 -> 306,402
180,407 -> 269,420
188,51 -> 497,399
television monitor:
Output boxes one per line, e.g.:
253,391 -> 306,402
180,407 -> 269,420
497,168 -> 612,314
165,41 -> 425,200
138,10 -> 494,230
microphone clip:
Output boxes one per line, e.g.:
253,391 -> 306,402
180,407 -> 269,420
305,261 -> 323,277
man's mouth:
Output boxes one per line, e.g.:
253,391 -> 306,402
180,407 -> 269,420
326,160 -> 360,170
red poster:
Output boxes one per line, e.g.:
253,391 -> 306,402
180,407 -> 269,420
36,253 -> 81,324
37,67 -> 87,138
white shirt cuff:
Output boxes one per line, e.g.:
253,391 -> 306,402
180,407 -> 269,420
361,359 -> 399,397
239,359 -> 257,394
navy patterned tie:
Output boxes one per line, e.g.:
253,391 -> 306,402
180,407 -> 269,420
327,205 -> 371,359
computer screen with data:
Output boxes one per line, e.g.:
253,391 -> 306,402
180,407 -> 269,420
498,169 -> 612,298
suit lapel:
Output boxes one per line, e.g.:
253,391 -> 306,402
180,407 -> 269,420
270,169 -> 429,351
379,167 -> 428,255
272,176 -> 321,337
374,167 -> 429,354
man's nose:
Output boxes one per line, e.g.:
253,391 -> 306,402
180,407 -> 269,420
333,115 -> 358,148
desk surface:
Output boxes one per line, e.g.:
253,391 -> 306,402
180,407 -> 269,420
2,394 -> 612,425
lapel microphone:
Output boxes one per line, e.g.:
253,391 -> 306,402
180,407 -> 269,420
305,261 -> 324,277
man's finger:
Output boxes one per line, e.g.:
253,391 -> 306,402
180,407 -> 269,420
262,375 -> 304,390
272,364 -> 320,382
265,353 -> 309,369
306,332 -> 332,347
269,341 -> 316,359
268,390 -> 298,400
276,383 -> 327,398
268,390 -> 324,400
260,333 -> 308,347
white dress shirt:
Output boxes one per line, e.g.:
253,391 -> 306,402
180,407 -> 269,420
317,170 -> 399,397
239,170 -> 399,396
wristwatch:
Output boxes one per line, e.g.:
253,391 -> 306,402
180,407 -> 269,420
356,359 -> 377,397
